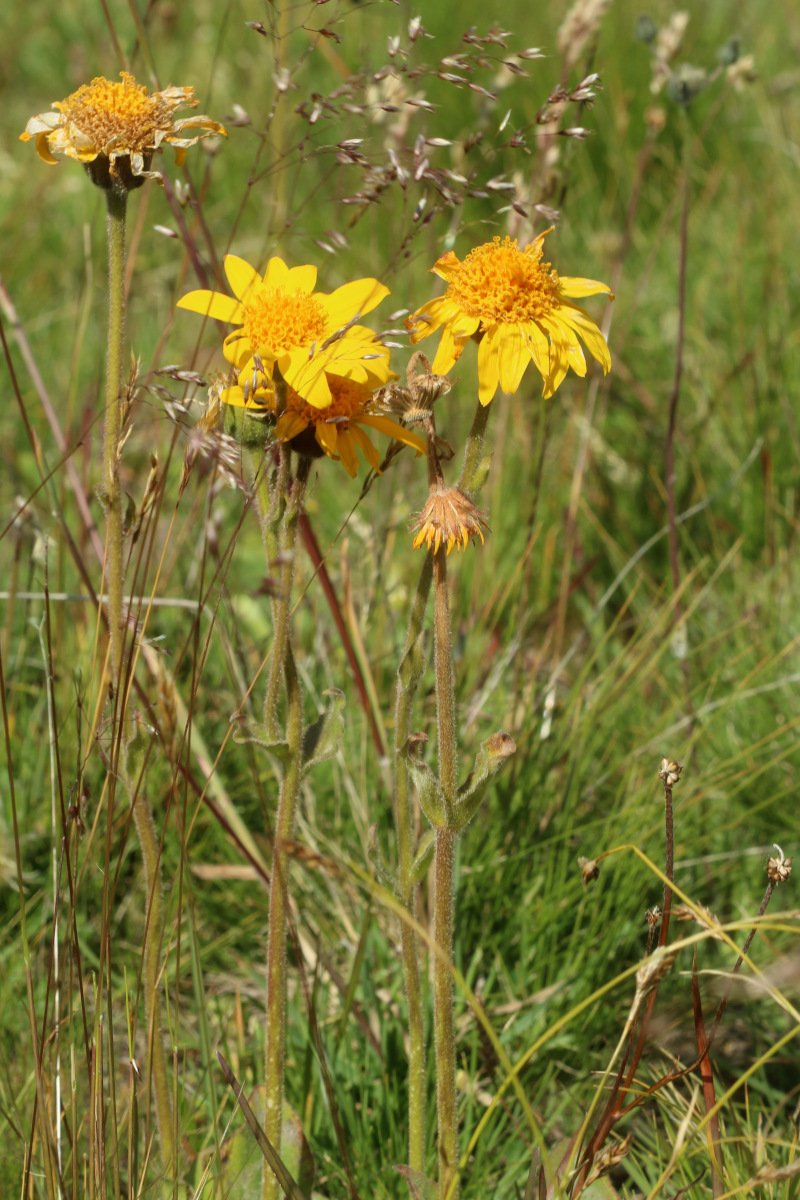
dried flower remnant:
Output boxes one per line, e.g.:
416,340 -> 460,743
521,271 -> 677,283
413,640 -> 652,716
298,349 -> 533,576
767,845 -> 792,886
178,254 -> 392,408
578,856 -> 600,885
407,231 -> 612,404
20,72 -> 226,190
658,758 -> 682,788
412,486 -> 487,555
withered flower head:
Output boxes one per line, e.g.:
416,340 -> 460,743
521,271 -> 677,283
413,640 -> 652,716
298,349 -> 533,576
767,844 -> 792,885
20,72 -> 226,191
412,485 -> 487,555
658,757 -> 682,788
578,855 -> 600,885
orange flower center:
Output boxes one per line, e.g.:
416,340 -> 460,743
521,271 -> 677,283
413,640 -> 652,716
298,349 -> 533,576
446,236 -> 561,324
54,73 -> 171,152
285,375 -> 369,427
243,288 -> 330,358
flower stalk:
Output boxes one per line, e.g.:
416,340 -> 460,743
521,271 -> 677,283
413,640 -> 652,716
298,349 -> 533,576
393,554 -> 433,1176
103,187 -> 127,691
258,453 -> 311,1200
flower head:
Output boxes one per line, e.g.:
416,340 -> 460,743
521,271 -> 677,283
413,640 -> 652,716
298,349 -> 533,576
406,230 -> 613,404
20,72 -> 226,190
226,372 -> 425,477
178,254 -> 392,408
412,486 -> 487,554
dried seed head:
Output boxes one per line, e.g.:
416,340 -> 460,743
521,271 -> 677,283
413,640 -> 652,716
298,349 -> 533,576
412,485 -> 488,555
645,905 -> 662,927
767,844 -> 792,885
578,855 -> 600,885
658,757 -> 682,788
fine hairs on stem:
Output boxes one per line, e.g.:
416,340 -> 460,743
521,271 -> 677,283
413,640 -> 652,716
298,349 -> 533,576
256,451 -> 311,1200
103,183 -> 176,1181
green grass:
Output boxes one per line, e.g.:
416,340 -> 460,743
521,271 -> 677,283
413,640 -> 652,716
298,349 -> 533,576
3,1 -> 800,1197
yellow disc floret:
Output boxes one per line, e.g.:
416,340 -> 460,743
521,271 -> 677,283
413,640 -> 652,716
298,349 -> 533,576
54,73 -> 165,153
445,236 -> 560,324
242,288 -> 330,358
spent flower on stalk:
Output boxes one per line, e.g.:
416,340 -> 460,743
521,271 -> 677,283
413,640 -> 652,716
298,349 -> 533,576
20,71 -> 226,190
412,485 -> 487,554
407,230 -> 612,404
178,254 -> 393,408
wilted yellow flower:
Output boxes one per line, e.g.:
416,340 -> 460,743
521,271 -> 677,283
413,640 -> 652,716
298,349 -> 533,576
178,254 -> 392,409
406,230 -> 612,404
412,486 -> 487,554
20,72 -> 226,190
224,373 -> 424,476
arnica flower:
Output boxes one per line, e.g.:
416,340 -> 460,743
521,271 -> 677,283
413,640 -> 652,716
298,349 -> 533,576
406,230 -> 613,405
20,72 -> 226,191
412,486 -> 487,554
227,373 -> 424,477
178,255 -> 393,409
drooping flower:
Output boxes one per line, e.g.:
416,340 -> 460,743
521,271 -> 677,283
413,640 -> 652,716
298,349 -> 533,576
178,254 -> 393,409
412,486 -> 487,554
223,372 -> 424,477
406,230 -> 613,405
226,372 -> 425,476
20,72 -> 226,190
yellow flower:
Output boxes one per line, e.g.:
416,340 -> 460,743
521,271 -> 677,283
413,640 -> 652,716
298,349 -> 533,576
225,373 -> 425,477
178,255 -> 392,409
412,486 -> 487,554
20,72 -> 226,190
406,231 -> 613,404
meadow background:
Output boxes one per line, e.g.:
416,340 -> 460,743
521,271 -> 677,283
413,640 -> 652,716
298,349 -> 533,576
2,0 -> 800,1196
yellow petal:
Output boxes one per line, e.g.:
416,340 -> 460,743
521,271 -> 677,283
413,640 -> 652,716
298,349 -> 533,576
360,415 -> 425,455
323,277 -> 389,326
336,430 -> 360,476
523,322 -> 552,384
350,425 -> 383,471
562,307 -> 612,373
283,350 -> 333,409
285,263 -> 317,293
559,276 -> 614,299
224,255 -> 261,303
178,288 -> 243,323
476,326 -> 501,405
275,411 -> 308,440
315,420 -> 338,456
34,132 -> 59,164
497,326 -> 530,395
432,251 -> 461,281
263,256 -> 289,288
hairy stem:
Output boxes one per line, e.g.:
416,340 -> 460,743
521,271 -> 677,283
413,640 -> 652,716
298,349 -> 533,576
103,188 -> 127,693
432,544 -> 459,1199
393,554 -> 433,1176
261,457 -> 309,1200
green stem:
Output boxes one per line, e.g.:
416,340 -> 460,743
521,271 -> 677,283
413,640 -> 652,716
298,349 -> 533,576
130,783 -> 176,1180
432,545 -> 459,1199
263,449 -> 296,740
393,554 -> 433,1177
458,401 -> 491,495
260,456 -> 310,1200
263,643 -> 302,1200
433,824 -> 458,1200
103,187 -> 127,692
104,187 -> 175,1178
